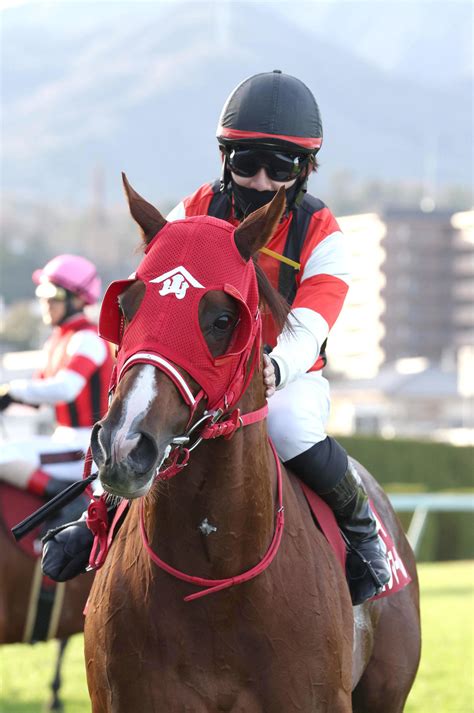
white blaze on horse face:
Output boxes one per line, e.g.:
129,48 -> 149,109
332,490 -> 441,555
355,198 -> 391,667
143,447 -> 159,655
111,365 -> 158,465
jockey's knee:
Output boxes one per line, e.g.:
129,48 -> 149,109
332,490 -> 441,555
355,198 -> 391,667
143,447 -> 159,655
0,460 -> 36,488
284,436 -> 348,494
267,373 -> 330,462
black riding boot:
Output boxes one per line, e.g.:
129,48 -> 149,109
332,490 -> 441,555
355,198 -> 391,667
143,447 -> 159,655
285,437 -> 391,605
43,476 -> 72,500
320,461 -> 391,605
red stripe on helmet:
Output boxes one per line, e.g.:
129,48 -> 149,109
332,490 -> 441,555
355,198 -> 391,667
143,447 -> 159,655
217,127 -> 322,150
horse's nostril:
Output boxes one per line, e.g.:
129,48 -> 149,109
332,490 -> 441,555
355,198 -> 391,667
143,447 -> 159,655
91,423 -> 109,465
129,432 -> 159,474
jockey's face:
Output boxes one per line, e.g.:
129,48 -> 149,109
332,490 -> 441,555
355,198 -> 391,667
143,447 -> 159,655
39,296 -> 67,326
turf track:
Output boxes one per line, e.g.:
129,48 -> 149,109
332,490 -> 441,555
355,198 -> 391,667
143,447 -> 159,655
0,560 -> 472,712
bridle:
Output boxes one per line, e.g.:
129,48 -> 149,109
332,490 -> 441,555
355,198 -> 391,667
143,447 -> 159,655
87,297 -> 285,601
111,298 -> 264,480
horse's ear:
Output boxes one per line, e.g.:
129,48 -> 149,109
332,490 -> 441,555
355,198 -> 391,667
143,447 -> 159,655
234,187 -> 286,261
122,172 -> 167,246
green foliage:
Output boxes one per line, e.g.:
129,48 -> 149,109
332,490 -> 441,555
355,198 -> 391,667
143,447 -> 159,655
0,563 -> 472,712
339,435 -> 474,491
0,301 -> 42,350
339,435 -> 474,562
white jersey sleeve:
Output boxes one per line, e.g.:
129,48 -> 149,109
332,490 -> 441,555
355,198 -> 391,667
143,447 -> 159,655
9,329 -> 107,405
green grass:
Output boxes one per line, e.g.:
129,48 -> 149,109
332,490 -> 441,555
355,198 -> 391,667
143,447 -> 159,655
0,633 -> 88,712
405,560 -> 474,713
0,561 -> 473,712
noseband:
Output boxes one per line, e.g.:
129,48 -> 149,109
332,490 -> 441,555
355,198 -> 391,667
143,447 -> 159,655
86,281 -> 286,599
113,305 -> 265,480
87,346 -> 284,599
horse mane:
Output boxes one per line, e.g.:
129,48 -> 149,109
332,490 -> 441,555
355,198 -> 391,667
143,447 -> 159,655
254,261 -> 290,333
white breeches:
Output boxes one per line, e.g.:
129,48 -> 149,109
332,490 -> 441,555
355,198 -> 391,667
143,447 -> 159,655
0,426 -> 91,487
267,370 -> 330,462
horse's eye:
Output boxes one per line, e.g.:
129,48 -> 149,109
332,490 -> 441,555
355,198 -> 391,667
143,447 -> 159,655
214,314 -> 234,332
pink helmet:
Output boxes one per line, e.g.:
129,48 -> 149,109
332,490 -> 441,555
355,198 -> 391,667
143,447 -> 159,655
32,254 -> 101,305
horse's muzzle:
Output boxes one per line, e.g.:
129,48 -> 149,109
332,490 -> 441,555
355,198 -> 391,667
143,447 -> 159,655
90,422 -> 159,497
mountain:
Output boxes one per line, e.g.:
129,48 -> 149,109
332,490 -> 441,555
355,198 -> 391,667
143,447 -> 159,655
275,1 -> 473,87
1,1 -> 472,207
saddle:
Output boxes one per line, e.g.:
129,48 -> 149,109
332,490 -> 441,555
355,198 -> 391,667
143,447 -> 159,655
0,483 -> 45,560
298,481 -> 411,602
0,482 -> 88,558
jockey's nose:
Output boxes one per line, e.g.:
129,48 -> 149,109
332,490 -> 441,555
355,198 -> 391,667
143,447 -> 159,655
247,168 -> 274,191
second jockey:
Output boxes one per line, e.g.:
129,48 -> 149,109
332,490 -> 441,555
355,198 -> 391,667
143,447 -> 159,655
0,254 -> 114,502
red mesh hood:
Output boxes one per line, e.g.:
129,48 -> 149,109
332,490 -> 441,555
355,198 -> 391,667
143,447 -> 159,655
99,216 -> 260,410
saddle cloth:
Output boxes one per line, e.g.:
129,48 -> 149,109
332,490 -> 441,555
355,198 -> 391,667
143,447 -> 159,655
299,481 -> 411,601
0,482 -> 45,559
0,483 -> 68,641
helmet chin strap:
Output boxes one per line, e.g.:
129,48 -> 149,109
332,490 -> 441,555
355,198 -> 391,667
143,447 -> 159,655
286,173 -> 308,210
58,291 -> 83,325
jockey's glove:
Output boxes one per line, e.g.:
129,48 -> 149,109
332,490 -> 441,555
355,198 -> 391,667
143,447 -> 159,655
41,514 -> 93,582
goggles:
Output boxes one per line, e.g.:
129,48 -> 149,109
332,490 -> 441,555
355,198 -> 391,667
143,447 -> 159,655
228,148 -> 309,182
35,280 -> 68,301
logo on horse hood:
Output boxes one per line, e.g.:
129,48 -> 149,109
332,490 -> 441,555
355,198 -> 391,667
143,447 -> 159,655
150,266 -> 204,300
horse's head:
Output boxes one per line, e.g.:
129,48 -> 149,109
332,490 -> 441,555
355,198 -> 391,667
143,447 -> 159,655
91,174 -> 286,498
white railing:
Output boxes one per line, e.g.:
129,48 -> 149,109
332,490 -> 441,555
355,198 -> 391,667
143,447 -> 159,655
388,493 -> 474,555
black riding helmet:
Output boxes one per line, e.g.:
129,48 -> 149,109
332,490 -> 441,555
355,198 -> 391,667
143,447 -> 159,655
217,69 -> 323,153
216,70 -> 323,215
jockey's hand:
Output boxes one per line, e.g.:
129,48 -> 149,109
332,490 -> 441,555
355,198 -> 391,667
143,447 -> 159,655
0,384 -> 14,412
42,518 -> 93,581
263,354 -> 280,398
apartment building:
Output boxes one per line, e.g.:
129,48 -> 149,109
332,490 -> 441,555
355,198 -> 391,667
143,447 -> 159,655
328,208 -> 474,377
326,208 -> 473,441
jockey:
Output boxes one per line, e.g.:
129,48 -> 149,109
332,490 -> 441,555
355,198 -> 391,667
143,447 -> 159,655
42,71 -> 390,605
0,254 -> 114,502
166,70 -> 391,605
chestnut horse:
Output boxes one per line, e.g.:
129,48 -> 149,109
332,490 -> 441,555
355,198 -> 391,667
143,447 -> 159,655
0,485 -> 93,710
84,176 -> 420,712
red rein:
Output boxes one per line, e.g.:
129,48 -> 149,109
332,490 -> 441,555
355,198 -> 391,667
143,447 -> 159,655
86,404 -> 285,602
140,438 -> 284,602
86,337 -> 284,598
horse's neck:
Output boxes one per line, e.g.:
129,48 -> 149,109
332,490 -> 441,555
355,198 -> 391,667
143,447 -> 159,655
145,382 -> 276,578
